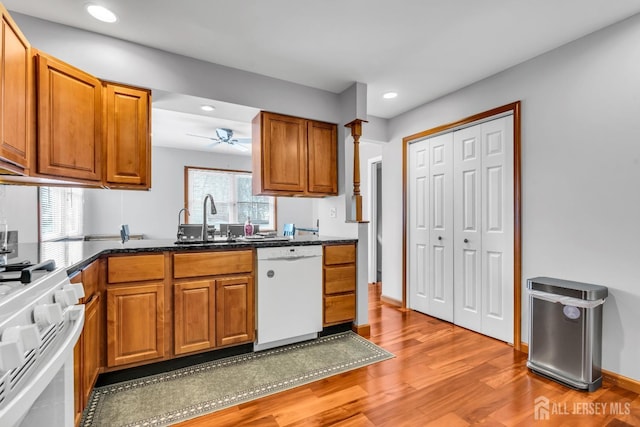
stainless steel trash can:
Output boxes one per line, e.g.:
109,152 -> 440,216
527,277 -> 608,391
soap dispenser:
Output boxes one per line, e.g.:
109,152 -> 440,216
244,217 -> 254,237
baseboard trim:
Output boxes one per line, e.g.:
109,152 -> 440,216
380,295 -> 402,307
519,341 -> 640,394
352,323 -> 371,338
602,370 -> 640,394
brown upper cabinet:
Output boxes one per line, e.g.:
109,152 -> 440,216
0,5 -> 152,189
36,51 -> 103,182
103,82 -> 151,189
0,4 -> 32,175
252,111 -> 337,197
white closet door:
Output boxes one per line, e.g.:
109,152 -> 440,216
453,125 -> 483,332
480,117 -> 514,343
408,139 -> 430,313
427,133 -> 454,321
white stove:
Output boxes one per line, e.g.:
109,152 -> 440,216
0,260 -> 85,427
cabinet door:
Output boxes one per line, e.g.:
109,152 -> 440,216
107,283 -> 165,367
216,276 -> 254,347
259,112 -> 306,193
36,52 -> 102,181
174,280 -> 215,355
307,120 -> 337,195
83,293 -> 100,403
0,7 -> 31,172
104,83 -> 151,188
324,294 -> 356,325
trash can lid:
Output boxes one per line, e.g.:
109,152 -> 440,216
527,277 -> 608,300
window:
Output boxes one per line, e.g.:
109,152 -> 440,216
185,167 -> 276,230
39,187 -> 84,241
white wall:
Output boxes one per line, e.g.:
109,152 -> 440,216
84,147 -> 315,238
11,13 -> 341,125
0,185 -> 38,242
383,13 -> 640,380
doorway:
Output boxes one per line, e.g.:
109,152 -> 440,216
368,156 -> 383,285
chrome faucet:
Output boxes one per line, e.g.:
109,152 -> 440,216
178,208 -> 189,225
176,208 -> 189,240
202,194 -> 217,242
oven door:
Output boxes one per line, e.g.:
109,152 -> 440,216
0,306 -> 84,427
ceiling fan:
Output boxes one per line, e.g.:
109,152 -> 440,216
187,128 -> 250,152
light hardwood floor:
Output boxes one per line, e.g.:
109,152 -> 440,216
177,284 -> 640,426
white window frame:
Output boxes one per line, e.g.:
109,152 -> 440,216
185,166 -> 276,231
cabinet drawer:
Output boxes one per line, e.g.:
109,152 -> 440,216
324,293 -> 355,325
174,250 -> 253,279
324,265 -> 356,294
108,254 -> 164,283
324,244 -> 356,265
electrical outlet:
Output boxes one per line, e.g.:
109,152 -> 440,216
329,207 -> 337,218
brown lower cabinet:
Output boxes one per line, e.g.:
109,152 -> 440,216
173,250 -> 255,355
216,276 -> 254,347
76,245 -> 352,425
106,282 -> 165,367
323,244 -> 357,326
71,260 -> 101,426
174,280 -> 216,355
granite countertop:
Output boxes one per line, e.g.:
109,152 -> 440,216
2,235 -> 357,275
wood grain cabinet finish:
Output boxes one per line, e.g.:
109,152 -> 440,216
70,260 -> 101,424
0,4 -> 32,175
107,282 -> 165,367
107,254 -> 164,283
82,293 -> 101,403
174,280 -> 216,355
104,82 -> 151,189
323,244 -> 357,326
36,52 -> 102,182
216,276 -> 254,347
307,120 -> 337,194
173,250 -> 253,279
252,111 -> 337,197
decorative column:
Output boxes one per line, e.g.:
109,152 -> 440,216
345,119 -> 368,222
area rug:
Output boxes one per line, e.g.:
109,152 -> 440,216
81,331 -> 394,427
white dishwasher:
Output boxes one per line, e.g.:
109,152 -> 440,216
254,245 -> 323,351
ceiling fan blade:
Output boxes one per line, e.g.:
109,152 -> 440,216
229,142 -> 249,152
187,133 -> 219,141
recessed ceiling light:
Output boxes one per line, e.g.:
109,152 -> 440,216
86,4 -> 117,23
383,92 -> 398,99
200,105 -> 215,112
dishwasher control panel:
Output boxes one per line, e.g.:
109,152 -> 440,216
256,245 -> 322,260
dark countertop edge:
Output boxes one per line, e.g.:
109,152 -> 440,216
61,236 -> 358,276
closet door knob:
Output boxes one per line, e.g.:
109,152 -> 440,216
438,236 -> 442,241
464,238 -> 469,243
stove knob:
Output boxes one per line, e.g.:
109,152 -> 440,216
55,288 -> 79,307
0,341 -> 25,372
65,283 -> 85,301
33,303 -> 64,326
2,325 -> 41,351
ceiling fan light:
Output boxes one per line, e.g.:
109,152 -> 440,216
86,4 -> 117,23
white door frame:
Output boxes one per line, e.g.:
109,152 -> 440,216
402,102 -> 522,350
367,156 -> 382,284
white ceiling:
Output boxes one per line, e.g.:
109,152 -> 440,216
5,0 -> 640,153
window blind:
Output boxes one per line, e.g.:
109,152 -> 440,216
39,187 -> 84,241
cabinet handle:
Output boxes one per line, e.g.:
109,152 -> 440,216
438,236 -> 442,241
